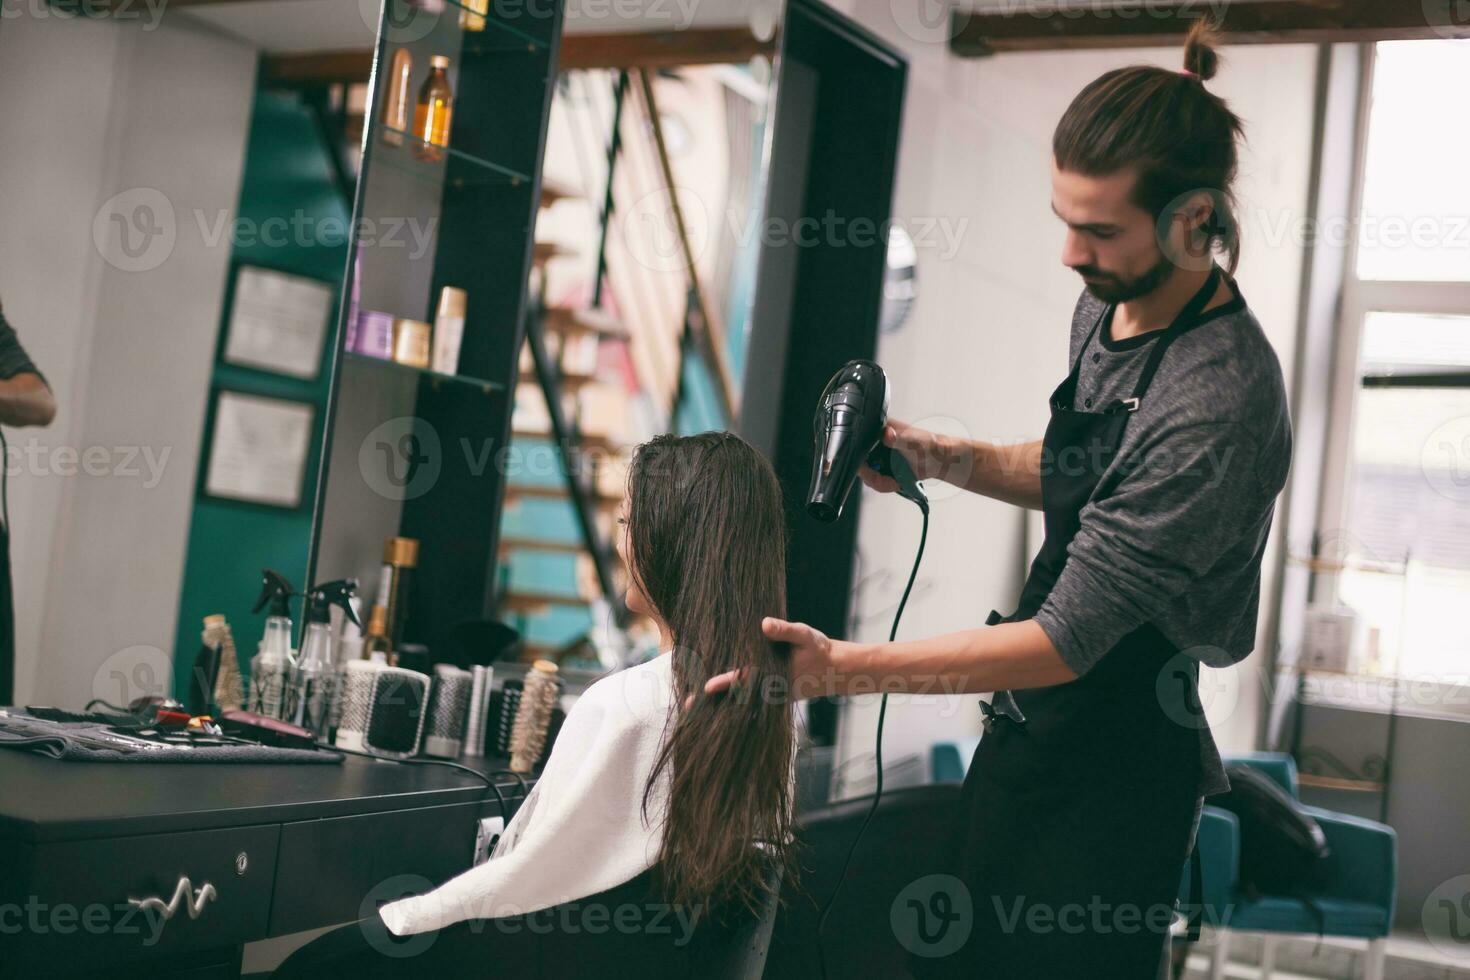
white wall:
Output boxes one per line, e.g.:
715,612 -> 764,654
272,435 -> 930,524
821,2 -> 1316,794
0,13 -> 256,707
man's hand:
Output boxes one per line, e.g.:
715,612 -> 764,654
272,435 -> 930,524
702,616 -> 845,701
858,419 -> 952,494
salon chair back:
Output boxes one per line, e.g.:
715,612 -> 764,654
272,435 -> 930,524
272,853 -> 781,980
764,782 -> 965,979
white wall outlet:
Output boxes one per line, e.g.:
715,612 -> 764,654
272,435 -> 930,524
473,816 -> 505,866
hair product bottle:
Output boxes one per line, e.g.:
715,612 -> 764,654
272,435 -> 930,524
392,318 -> 432,369
379,537 -> 419,650
362,604 -> 394,664
413,55 -> 454,162
459,0 -> 487,31
432,286 -> 466,375
382,48 -> 414,145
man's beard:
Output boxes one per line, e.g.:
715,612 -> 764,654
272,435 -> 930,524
1075,253 -> 1174,304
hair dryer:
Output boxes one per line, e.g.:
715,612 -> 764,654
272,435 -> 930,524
807,359 -> 927,522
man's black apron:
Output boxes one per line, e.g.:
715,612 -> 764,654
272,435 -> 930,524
0,430 -> 12,707
945,267 -> 1223,978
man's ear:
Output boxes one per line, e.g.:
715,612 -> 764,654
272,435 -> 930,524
1184,190 -> 1215,233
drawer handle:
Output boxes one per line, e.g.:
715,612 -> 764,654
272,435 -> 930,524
128,876 -> 218,921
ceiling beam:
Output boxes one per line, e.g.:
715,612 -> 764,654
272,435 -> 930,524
950,0 -> 1470,56
558,27 -> 775,70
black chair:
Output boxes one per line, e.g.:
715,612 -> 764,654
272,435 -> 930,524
273,855 -> 782,980
764,782 -> 965,980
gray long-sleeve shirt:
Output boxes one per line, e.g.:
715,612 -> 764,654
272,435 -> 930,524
1031,278 -> 1292,795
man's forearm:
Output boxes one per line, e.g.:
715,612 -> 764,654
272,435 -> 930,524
0,375 -> 56,427
937,435 -> 1044,509
821,620 -> 1076,698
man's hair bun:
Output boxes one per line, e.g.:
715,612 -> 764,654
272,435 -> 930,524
1183,18 -> 1221,81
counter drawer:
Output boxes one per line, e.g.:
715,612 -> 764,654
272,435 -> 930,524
1,823 -> 279,977
271,800 -> 487,934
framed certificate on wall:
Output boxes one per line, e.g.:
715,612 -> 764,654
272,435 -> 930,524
222,265 -> 334,379
203,391 -> 315,508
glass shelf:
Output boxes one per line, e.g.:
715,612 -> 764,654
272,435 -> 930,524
435,0 -> 549,52
383,0 -> 548,52
371,124 -> 531,187
344,351 -> 505,395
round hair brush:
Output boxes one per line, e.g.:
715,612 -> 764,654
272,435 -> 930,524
509,659 -> 560,773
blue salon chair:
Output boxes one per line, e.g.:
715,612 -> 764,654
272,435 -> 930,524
1194,752 -> 1397,980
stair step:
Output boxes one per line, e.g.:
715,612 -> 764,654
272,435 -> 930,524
497,536 -> 587,556
499,589 -> 596,614
542,306 -> 627,339
518,369 -> 599,391
532,241 -> 576,267
511,427 -> 621,454
539,176 -> 580,209
505,480 -> 620,502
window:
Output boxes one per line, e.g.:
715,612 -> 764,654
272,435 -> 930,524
1354,42 -> 1470,282
1322,40 -> 1470,684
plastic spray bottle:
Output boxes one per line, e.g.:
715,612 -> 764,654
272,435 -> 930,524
285,578 -> 361,739
249,570 -> 298,720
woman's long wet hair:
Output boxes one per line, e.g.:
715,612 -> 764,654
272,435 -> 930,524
1052,18 -> 1246,272
624,430 -> 798,920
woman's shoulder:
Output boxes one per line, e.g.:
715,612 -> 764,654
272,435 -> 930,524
575,653 -> 676,727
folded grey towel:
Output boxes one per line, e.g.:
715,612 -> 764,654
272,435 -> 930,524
0,713 -> 340,764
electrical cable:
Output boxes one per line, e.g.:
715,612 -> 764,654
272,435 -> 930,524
487,768 -> 532,821
815,502 -> 928,980
331,745 -> 513,814
84,698 -> 133,715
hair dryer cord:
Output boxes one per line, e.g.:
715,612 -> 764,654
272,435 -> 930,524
816,498 -> 929,979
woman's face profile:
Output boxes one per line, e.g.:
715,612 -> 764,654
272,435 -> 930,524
615,490 -> 652,618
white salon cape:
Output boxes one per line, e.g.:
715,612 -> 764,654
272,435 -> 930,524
378,651 -> 684,935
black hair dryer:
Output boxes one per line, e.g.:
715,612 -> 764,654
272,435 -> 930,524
807,359 -> 927,522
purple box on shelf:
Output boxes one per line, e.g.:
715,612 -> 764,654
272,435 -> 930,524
352,310 -> 395,359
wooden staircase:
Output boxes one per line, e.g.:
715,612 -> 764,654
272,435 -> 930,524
494,67 -> 739,664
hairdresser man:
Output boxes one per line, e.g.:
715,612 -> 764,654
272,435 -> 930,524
0,300 -> 57,705
708,23 -> 1291,980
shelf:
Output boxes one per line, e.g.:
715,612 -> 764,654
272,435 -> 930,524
437,0 -> 549,53
1297,773 -> 1386,793
1286,554 -> 1407,576
370,124 -> 531,188
344,351 -> 505,395
379,0 -> 548,53
1290,665 -> 1400,680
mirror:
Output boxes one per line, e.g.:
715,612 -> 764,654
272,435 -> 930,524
311,0 -> 790,676
0,0 -> 786,711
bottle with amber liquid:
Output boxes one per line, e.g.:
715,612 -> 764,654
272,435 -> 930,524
361,604 -> 395,665
413,55 -> 454,163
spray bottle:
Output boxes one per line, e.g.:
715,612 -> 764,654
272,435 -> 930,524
285,578 -> 361,739
249,570 -> 298,720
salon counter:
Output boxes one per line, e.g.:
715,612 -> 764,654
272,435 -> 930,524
0,749 -> 533,979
